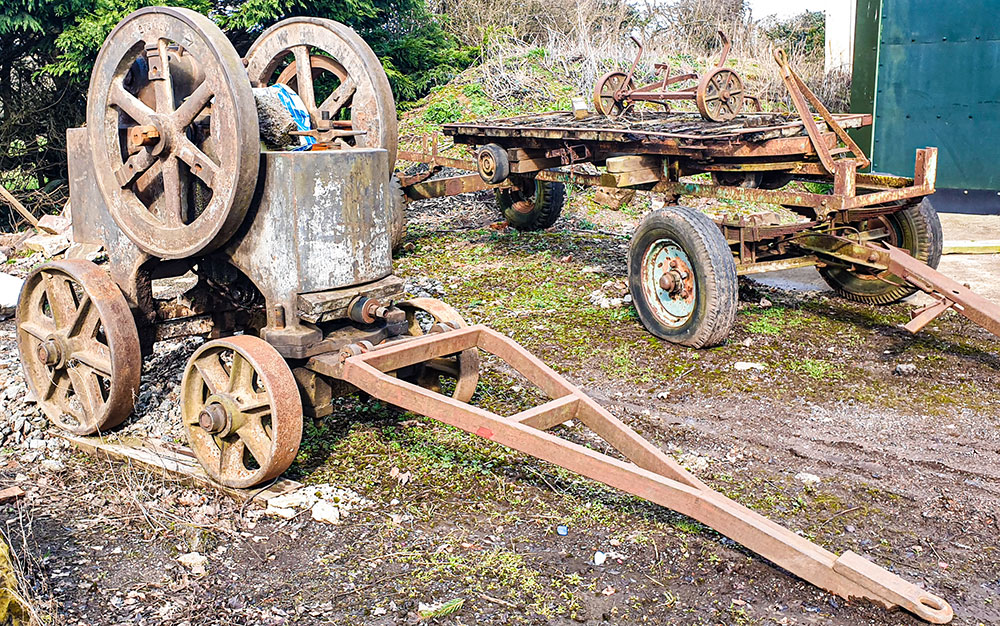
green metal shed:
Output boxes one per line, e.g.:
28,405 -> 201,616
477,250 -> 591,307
850,0 -> 1000,213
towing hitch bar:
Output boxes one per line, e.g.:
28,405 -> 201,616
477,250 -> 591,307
311,324 -> 954,624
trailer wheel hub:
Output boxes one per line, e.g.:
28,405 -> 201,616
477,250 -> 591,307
643,239 -> 697,328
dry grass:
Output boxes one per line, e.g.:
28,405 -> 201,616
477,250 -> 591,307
441,0 -> 850,114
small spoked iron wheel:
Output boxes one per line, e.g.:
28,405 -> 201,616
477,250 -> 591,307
819,199 -> 943,304
628,207 -> 738,347
498,176 -> 566,231
181,335 -> 302,488
16,260 -> 141,435
397,299 -> 480,403
696,67 -> 745,122
593,71 -> 634,116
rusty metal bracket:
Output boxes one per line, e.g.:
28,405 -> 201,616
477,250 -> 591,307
792,232 -> 1000,339
328,324 -> 953,624
774,49 -> 870,173
545,143 -> 592,165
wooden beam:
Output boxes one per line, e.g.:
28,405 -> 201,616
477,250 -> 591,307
0,183 -> 38,227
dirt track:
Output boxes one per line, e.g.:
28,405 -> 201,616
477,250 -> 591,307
1,192 -> 998,625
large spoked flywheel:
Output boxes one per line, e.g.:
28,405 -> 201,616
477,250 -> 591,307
86,7 -> 260,260
244,17 -> 398,166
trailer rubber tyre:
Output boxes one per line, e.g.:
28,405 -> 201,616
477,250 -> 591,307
477,144 -> 510,184
628,207 -> 738,347
818,199 -> 942,304
498,176 -> 566,231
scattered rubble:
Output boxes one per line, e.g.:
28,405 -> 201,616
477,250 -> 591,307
23,233 -> 71,257
263,484 -> 371,524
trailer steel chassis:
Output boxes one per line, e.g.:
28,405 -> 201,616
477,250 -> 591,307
397,51 -> 1000,343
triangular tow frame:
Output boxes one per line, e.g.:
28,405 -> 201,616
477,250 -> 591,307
313,325 -> 952,624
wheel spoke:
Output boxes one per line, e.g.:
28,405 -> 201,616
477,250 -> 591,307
66,365 -> 103,425
172,80 -> 214,128
41,273 -> 77,328
115,149 -> 158,188
152,39 -> 175,114
20,319 -> 55,341
72,344 -> 113,377
317,77 -> 356,122
227,353 -> 255,394
66,294 -> 95,338
110,81 -> 156,126
174,136 -> 219,187
238,420 -> 272,465
159,157 -> 187,227
220,439 -> 246,475
194,353 -> 229,396
40,368 -> 70,402
292,45 -> 317,117
239,393 -> 271,413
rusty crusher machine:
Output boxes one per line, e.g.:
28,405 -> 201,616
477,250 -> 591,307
16,8 -> 955,623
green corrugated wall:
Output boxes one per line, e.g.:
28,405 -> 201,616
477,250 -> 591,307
850,0 -> 1000,190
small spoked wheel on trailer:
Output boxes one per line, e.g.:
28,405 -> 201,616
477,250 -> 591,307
628,207 -> 738,347
397,298 -> 481,403
498,175 -> 566,231
16,260 -> 141,435
181,335 -> 303,488
818,199 -> 943,304
593,72 -> 634,116
696,67 -> 745,122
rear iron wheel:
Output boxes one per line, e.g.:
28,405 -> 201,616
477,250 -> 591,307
396,299 -> 480,403
818,199 -> 942,304
696,67 -> 745,122
498,176 -> 566,231
628,207 -> 738,347
16,260 -> 141,435
181,335 -> 302,488
244,17 -> 398,167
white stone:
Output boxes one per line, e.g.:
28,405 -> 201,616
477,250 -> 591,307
176,552 -> 207,575
733,361 -> 766,371
264,505 -> 297,520
593,551 -> 607,566
64,242 -> 104,262
40,459 -> 65,472
24,234 -> 70,258
310,501 -> 342,524
795,472 -> 821,486
0,272 -> 23,318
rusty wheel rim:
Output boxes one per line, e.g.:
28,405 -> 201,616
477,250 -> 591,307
696,68 -> 744,122
641,238 -> 697,329
245,17 -> 398,167
181,335 -> 302,488
16,260 -> 141,435
86,7 -> 260,260
398,298 -> 480,403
